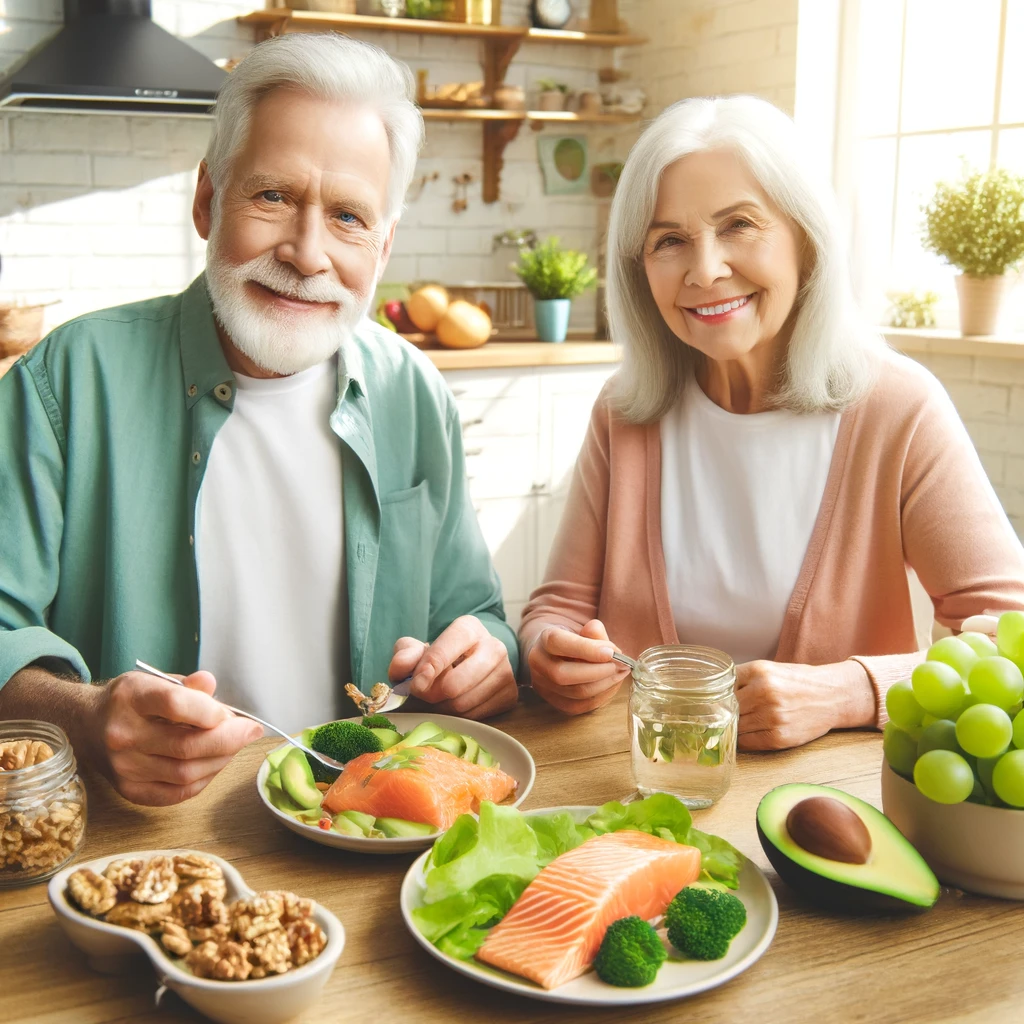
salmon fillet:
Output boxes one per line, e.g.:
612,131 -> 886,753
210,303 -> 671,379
320,745 -> 516,829
476,830 -> 701,989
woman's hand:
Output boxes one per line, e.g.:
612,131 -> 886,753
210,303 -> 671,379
736,659 -> 876,751
528,619 -> 632,715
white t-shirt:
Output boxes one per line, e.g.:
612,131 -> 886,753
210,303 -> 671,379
197,357 -> 348,732
660,374 -> 841,665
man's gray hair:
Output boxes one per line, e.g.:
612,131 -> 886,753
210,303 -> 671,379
205,33 -> 424,221
607,94 -> 880,423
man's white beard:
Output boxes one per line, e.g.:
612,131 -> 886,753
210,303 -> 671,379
205,229 -> 373,376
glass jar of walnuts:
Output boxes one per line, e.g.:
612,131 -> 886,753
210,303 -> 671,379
0,720 -> 87,887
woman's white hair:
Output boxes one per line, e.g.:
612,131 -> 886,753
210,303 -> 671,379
607,95 -> 880,423
205,33 -> 423,222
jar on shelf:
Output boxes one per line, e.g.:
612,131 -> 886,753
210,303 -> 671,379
628,645 -> 738,810
0,721 -> 87,887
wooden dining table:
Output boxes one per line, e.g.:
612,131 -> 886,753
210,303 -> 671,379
1,689 -> 1020,1024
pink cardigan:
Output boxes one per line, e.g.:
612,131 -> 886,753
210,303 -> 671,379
519,349 -> 1024,726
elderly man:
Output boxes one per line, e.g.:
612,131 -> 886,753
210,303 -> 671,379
0,34 -> 518,806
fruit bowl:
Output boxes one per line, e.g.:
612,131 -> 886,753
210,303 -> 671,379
880,761 -> 1024,899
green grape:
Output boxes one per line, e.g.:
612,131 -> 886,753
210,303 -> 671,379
967,772 -> 993,805
911,661 -> 967,718
921,713 -> 939,729
991,749 -> 1024,807
916,719 -> 960,759
913,749 -> 974,804
927,636 -> 979,679
996,611 -> 1024,663
885,680 -> 925,731
883,722 -> 918,776
967,656 -> 1024,710
959,631 -> 998,658
1013,708 -> 1024,749
955,703 -> 1013,758
977,755 -> 1001,799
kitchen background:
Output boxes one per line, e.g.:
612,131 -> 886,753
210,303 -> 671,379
1,0 -> 1023,631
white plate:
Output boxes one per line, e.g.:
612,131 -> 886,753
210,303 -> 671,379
256,713 -> 535,854
48,849 -> 344,1024
400,806 -> 778,1006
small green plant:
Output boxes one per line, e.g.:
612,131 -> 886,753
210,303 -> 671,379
535,78 -> 570,94
922,166 -> 1024,276
886,289 -> 939,329
512,236 -> 597,300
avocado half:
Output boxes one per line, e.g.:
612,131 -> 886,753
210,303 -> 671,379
756,783 -> 939,911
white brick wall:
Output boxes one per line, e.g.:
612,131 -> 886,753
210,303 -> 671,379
0,0 -> 639,332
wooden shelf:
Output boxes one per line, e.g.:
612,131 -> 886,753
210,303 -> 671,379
238,9 -> 646,46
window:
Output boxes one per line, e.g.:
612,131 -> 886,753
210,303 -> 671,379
839,0 -> 1024,330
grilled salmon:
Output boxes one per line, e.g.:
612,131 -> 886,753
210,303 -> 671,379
320,745 -> 516,829
476,830 -> 701,989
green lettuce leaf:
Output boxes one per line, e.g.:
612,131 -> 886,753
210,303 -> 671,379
584,791 -> 694,842
526,810 -> 594,865
686,827 -> 744,889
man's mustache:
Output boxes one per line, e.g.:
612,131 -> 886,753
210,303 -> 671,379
231,252 -> 358,307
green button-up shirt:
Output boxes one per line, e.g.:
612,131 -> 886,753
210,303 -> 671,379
0,275 -> 517,694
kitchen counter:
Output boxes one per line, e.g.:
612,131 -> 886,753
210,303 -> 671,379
3,690 -> 1017,1023
420,339 -> 621,370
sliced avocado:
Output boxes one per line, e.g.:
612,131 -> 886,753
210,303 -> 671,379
266,769 -> 282,791
295,807 -> 325,826
339,810 -> 377,835
396,722 -> 445,749
265,780 -> 305,816
375,817 -> 437,838
756,783 -> 938,911
426,731 -> 465,757
266,746 -> 291,772
331,814 -> 365,837
369,727 -> 402,749
280,748 -> 323,810
475,746 -> 495,767
461,734 -> 480,764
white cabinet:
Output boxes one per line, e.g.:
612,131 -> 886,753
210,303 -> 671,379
442,362 -> 617,629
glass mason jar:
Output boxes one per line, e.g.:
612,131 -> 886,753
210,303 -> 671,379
0,721 -> 87,887
628,645 -> 738,809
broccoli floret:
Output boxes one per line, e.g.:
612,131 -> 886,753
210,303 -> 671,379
310,721 -> 383,764
593,916 -> 667,987
361,714 -> 398,731
665,885 -> 746,961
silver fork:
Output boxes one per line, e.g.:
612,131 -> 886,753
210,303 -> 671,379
133,660 -> 346,775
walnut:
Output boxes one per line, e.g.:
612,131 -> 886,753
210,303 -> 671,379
173,853 -> 223,883
0,740 -> 54,771
105,900 -> 173,932
230,892 -> 285,941
103,858 -> 144,893
131,856 -> 178,904
187,939 -> 253,981
172,880 -> 227,927
247,929 -> 292,978
277,891 -> 314,923
67,869 -> 118,915
187,922 -> 231,944
160,921 -> 194,958
286,918 -> 327,966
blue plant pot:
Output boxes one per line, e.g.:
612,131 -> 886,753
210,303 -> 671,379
534,298 -> 571,343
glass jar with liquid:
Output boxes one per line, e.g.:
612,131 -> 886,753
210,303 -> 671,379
628,645 -> 738,809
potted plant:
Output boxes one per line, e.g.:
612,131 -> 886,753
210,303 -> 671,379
885,289 -> 939,329
535,78 -> 570,111
512,236 -> 597,343
922,166 -> 1024,336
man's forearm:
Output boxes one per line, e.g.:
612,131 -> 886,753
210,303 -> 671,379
0,666 -> 104,769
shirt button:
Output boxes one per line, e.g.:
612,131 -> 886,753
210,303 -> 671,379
214,383 -> 232,401
187,384 -> 197,397
188,534 -> 194,546
194,633 -> 199,644
192,451 -> 201,464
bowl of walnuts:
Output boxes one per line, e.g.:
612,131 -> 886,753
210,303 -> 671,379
48,849 -> 344,1024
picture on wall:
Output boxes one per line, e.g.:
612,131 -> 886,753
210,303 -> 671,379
537,136 -> 590,196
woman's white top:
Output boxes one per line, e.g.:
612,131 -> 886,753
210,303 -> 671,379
660,374 -> 841,665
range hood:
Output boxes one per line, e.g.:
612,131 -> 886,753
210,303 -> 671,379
0,0 -> 227,115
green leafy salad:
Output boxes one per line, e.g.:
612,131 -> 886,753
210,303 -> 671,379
412,793 -> 743,963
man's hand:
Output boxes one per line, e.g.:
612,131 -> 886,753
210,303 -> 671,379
736,659 -> 876,751
84,669 -> 263,806
528,619 -> 631,715
387,615 -> 517,720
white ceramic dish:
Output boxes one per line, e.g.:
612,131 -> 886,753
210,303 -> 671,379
400,806 -> 778,1006
881,760 -> 1024,899
48,849 -> 344,1024
256,713 -> 536,854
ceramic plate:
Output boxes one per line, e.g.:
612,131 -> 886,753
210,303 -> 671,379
400,807 -> 778,1006
48,849 -> 344,1024
256,713 -> 535,854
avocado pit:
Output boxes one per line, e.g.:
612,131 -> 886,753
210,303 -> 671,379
786,796 -> 872,865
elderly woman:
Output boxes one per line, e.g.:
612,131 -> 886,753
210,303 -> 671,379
519,95 -> 1024,750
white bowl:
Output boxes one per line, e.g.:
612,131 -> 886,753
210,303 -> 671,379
881,761 -> 1024,899
48,849 -> 344,1024
257,712 -> 536,854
